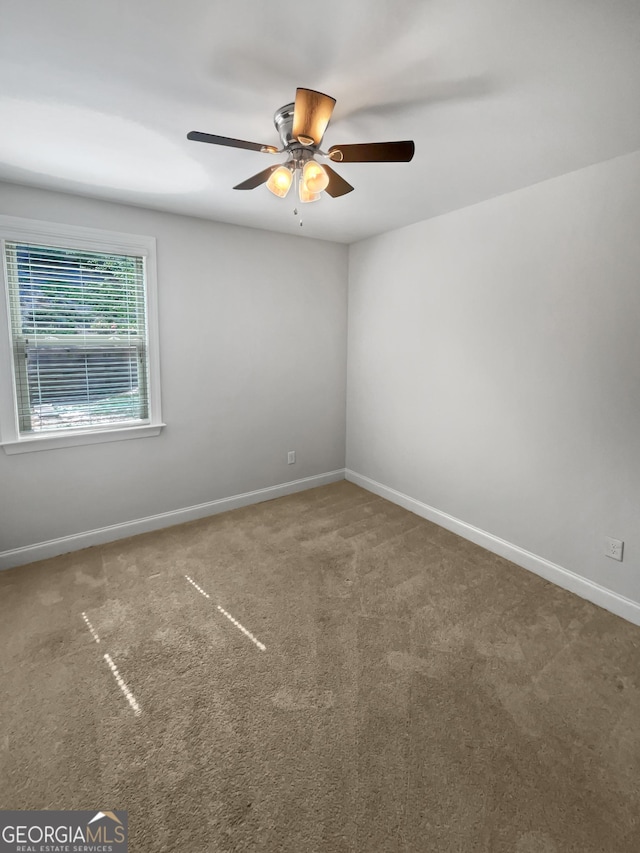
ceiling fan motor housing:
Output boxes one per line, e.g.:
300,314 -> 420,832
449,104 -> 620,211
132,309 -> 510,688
274,103 -> 296,148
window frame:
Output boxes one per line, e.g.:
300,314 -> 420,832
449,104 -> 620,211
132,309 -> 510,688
0,215 -> 164,454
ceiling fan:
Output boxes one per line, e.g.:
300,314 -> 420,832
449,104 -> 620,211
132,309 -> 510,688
187,87 -> 415,203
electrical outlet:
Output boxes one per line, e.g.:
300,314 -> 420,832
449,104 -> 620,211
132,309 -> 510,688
287,451 -> 295,464
605,537 -> 624,561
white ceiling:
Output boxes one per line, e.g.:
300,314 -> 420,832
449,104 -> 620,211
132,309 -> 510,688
1,0 -> 640,243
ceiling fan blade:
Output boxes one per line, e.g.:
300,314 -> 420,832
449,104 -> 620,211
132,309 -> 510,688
328,141 -> 415,163
233,166 -> 278,190
187,131 -> 278,154
292,88 -> 336,147
323,165 -> 354,198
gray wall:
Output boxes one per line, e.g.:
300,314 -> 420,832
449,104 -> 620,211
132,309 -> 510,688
0,182 -> 348,552
347,150 -> 640,606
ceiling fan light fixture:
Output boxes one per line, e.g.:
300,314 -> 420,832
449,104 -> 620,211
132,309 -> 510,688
187,86 -> 414,202
302,160 -> 329,194
266,164 -> 293,198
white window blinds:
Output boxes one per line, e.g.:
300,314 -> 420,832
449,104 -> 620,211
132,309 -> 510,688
5,241 -> 150,435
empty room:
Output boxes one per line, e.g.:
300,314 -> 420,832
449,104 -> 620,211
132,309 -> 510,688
1,1 -> 639,851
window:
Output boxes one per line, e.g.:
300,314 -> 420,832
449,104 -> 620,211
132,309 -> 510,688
0,216 -> 163,453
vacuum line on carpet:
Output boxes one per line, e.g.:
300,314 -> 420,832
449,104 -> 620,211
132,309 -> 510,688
104,653 -> 142,717
185,574 -> 210,598
81,612 -> 101,644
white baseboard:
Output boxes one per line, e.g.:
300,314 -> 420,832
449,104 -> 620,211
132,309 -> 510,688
346,469 -> 640,628
0,469 -> 346,571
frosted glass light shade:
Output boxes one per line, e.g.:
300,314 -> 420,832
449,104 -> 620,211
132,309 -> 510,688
298,180 -> 320,203
302,160 -> 329,193
266,165 -> 293,198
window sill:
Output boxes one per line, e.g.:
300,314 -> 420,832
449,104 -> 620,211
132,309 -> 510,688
1,423 -> 166,454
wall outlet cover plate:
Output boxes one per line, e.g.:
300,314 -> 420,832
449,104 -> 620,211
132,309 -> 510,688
605,537 -> 624,561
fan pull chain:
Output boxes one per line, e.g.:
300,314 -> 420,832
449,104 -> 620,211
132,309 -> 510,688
292,168 -> 303,226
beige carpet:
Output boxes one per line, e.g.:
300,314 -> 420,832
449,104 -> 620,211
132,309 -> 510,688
1,481 -> 639,852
